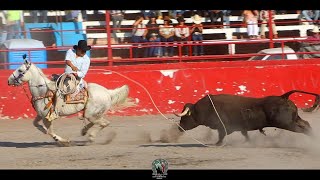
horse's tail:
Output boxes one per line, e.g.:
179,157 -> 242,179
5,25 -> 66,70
108,85 -> 130,106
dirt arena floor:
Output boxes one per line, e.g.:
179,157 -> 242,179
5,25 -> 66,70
1,110 -> 320,169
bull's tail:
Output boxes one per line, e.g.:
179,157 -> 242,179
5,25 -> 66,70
281,90 -> 320,112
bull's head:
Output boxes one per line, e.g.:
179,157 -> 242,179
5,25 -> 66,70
173,103 -> 199,132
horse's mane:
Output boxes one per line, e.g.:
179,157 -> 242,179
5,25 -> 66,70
31,63 -> 56,90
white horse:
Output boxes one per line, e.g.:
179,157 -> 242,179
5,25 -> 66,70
7,58 -> 132,146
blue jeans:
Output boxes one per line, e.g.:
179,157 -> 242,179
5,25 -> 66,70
132,35 -> 148,58
302,10 -> 320,24
176,37 -> 189,56
160,36 -> 174,57
148,37 -> 162,57
192,34 -> 204,56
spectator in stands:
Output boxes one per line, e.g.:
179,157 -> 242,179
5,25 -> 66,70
31,10 -> 48,23
209,10 -> 224,28
141,10 -> 163,20
132,15 -> 148,58
222,10 -> 232,28
0,11 -> 7,43
175,16 -> 190,56
65,10 -> 80,22
81,10 -> 87,21
111,10 -> 124,44
146,13 -> 161,57
5,10 -> 23,40
259,10 -> 278,39
168,10 -> 185,19
242,10 -> 259,39
301,10 -> 320,25
190,14 -> 204,56
159,17 -> 175,57
306,26 -> 320,43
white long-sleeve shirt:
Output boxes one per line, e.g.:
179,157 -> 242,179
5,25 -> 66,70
175,25 -> 190,38
65,49 -> 90,87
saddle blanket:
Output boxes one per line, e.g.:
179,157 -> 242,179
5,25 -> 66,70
65,88 -> 88,104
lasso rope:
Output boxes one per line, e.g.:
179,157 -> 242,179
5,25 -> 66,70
55,73 -> 78,95
108,70 -> 228,148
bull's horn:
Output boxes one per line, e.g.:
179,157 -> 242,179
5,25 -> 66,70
174,107 -> 190,117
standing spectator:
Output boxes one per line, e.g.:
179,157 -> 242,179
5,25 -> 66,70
190,14 -> 204,56
0,11 -> 7,43
146,13 -> 161,57
209,10 -> 224,28
111,10 -> 124,44
159,17 -> 175,57
5,10 -> 23,40
301,10 -> 320,25
30,10 -> 48,23
81,10 -> 87,21
131,16 -> 148,58
175,16 -> 190,56
242,10 -> 259,39
259,10 -> 278,39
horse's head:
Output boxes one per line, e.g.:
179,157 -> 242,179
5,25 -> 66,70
8,55 -> 33,86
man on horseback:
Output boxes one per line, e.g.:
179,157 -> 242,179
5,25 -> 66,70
47,40 -> 91,121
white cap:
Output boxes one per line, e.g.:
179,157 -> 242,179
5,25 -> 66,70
312,26 -> 319,33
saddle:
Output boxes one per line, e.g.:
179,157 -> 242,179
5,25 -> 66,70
51,74 -> 89,104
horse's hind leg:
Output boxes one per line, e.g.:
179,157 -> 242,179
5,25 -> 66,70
33,115 -> 47,134
42,119 -> 71,146
87,118 -> 110,143
81,122 -> 94,136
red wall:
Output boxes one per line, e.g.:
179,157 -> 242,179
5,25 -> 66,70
1,60 -> 320,119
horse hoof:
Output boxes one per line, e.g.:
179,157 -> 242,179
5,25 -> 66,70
81,129 -> 87,136
57,140 -> 71,147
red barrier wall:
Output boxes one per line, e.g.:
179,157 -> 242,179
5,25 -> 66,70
1,60 -> 320,119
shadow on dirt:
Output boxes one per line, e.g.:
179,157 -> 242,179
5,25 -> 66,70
0,141 -> 56,148
139,143 -> 207,148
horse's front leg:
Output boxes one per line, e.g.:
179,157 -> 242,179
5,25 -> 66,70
42,118 -> 71,146
32,115 -> 47,134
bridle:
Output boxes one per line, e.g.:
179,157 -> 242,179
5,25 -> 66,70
11,62 -> 50,108
12,62 -> 32,85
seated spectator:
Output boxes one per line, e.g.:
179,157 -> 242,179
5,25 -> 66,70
159,17 -> 175,57
175,16 -> 190,56
242,10 -> 259,39
31,10 -> 48,23
141,10 -> 163,20
146,13 -> 161,57
301,10 -> 320,25
222,10 -> 232,28
190,14 -> 204,56
132,15 -> 148,58
65,10 -> 80,22
306,26 -> 320,44
209,10 -> 224,28
259,10 -> 278,39
168,10 -> 185,19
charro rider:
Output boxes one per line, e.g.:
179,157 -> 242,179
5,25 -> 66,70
47,40 -> 91,121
